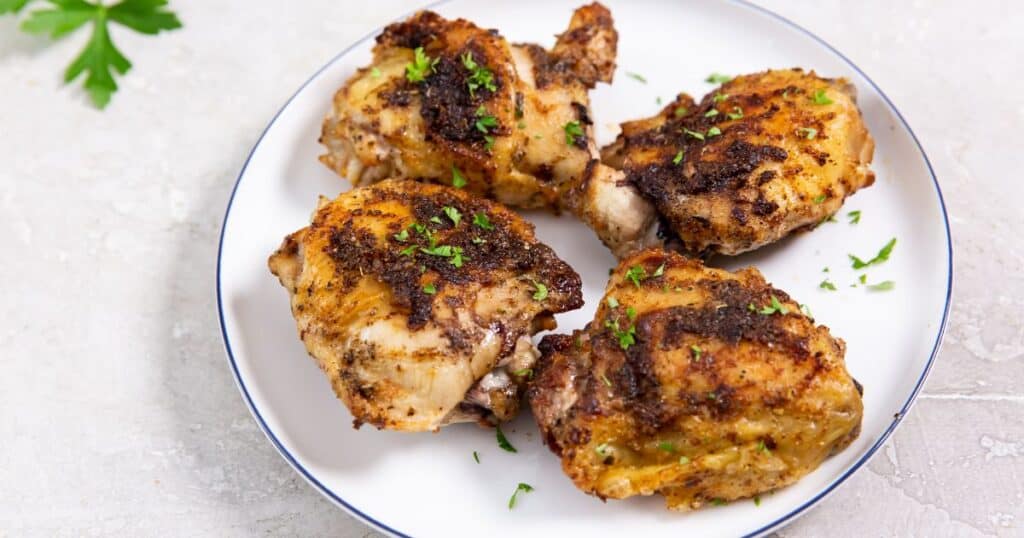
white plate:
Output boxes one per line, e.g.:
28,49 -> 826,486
216,0 -> 952,536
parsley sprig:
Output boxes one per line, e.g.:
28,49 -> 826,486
3,0 -> 182,108
461,51 -> 496,96
563,120 -> 584,145
508,483 -> 534,509
406,46 -> 438,83
849,237 -> 896,269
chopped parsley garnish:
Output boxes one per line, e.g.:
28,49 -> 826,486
442,206 -> 462,226
473,451 -> 480,463
868,280 -> 895,291
652,263 -> 665,277
496,425 -> 517,453
626,306 -> 637,320
801,304 -> 814,318
705,72 -> 732,84
657,441 -> 675,453
400,245 -> 417,256
673,150 -> 684,165
798,127 -> 818,140
684,128 -> 705,140
472,212 -> 494,230
461,51 -> 496,96
813,194 -> 827,204
563,120 -> 584,145
710,498 -> 727,506
393,229 -> 409,242
690,344 -> 702,360
713,92 -> 729,103
757,440 -> 771,453
726,107 -> 743,120
812,89 -> 833,105
674,106 -> 688,117
706,126 -> 722,137
704,108 -> 719,117
420,244 -> 452,257
625,71 -> 647,83
859,273 -> 868,284
849,237 -> 897,269
819,279 -> 837,291
422,282 -> 437,295
513,368 -> 533,378
678,456 -> 690,465
531,280 -> 548,301
405,46 -> 437,83
604,318 -> 636,350
483,135 -> 495,152
606,296 -> 619,308
451,166 -> 467,188
848,210 -> 862,224
823,267 -> 830,273
430,215 -> 443,225
508,483 -> 534,509
370,67 -> 381,78
474,106 -> 498,134
449,246 -> 467,268
754,495 -> 762,506
472,237 -> 485,245
625,265 -> 646,287
758,295 -> 789,315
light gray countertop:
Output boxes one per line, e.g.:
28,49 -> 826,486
1,1 -> 1020,536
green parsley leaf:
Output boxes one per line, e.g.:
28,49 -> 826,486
823,266 -> 830,273
400,245 -> 418,257
710,498 -> 727,506
859,273 -> 868,284
473,451 -> 480,463
606,296 -> 619,308
849,237 -> 897,269
798,127 -> 818,139
531,280 -> 548,301
726,106 -> 743,120
683,128 -> 705,140
678,455 -> 691,465
652,263 -> 665,277
393,229 -> 409,242
674,106 -> 688,117
707,126 -> 722,137
508,483 -> 534,509
406,46 -> 437,83
813,194 -> 827,204
626,306 -> 637,320
604,318 -> 636,350
513,368 -> 533,378
672,150 -> 684,165
451,166 -> 467,188
21,0 -> 181,109
757,440 -> 771,453
812,88 -> 833,105
496,425 -> 517,453
449,246 -> 467,268
819,279 -> 837,291
713,92 -> 729,103
420,244 -> 452,257
625,265 -> 646,287
474,106 -> 499,133
705,72 -> 732,84
563,120 -> 584,145
483,135 -> 495,152
461,51 -> 496,96
690,344 -> 702,360
472,237 -> 485,245
657,441 -> 675,453
758,295 -> 789,315
848,210 -> 861,224
704,108 -> 719,118
754,495 -> 761,506
868,280 -> 895,291
442,206 -> 462,226
429,215 -> 443,225
625,71 -> 647,83
473,212 -> 494,230
422,282 -> 437,295
370,66 -> 381,78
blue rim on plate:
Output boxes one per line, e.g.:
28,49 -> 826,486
216,1 -> 953,536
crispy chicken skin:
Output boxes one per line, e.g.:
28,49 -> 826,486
269,180 -> 583,431
319,3 -> 658,257
602,69 -> 875,256
529,249 -> 863,510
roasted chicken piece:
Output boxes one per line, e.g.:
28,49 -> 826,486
319,3 -> 657,257
602,69 -> 875,256
269,180 -> 582,431
529,249 -> 863,510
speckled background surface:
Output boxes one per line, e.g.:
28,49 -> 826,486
0,1 -> 1020,536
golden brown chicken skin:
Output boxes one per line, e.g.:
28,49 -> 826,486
602,69 -> 875,256
319,4 -> 659,257
529,249 -> 863,510
269,180 -> 583,432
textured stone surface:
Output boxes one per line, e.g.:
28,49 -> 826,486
0,0 -> 1019,536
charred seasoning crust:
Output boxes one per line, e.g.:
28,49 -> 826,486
320,183 -> 582,331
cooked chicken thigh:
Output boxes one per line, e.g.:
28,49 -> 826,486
602,69 -> 875,256
269,180 -> 583,431
319,3 -> 657,257
529,249 -> 863,510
